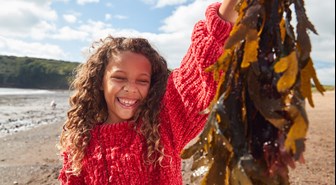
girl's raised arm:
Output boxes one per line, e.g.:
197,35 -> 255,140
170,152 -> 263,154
162,1 -> 238,153
219,0 -> 238,23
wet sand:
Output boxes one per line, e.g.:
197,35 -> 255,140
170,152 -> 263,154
0,91 -> 70,137
0,91 -> 334,185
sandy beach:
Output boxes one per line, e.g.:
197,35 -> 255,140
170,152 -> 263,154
0,90 -> 334,185
0,90 -> 71,185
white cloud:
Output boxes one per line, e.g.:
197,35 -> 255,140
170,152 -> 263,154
0,0 -> 57,23
54,0 -> 69,2
0,36 -> 66,60
310,33 -> 335,63
156,0 -> 190,8
160,0 -> 216,33
105,14 -> 127,21
63,14 -> 78,23
77,0 -> 99,5
305,0 -> 335,36
305,0 -> 335,64
30,21 -> 57,40
143,32 -> 192,68
142,0 -> 191,8
105,14 -> 112,21
303,0 -> 335,85
106,3 -> 113,7
78,20 -> 115,41
114,15 -> 128,20
316,67 -> 335,85
0,0 -> 57,38
155,0 -> 217,67
52,26 -> 89,41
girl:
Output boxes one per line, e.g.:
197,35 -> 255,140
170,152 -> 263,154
59,1 -> 238,184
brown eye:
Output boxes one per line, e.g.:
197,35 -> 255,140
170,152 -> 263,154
137,79 -> 150,85
112,76 -> 127,81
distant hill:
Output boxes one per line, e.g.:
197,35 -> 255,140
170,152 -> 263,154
0,55 -> 80,89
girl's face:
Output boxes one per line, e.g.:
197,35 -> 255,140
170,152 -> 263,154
102,51 -> 152,124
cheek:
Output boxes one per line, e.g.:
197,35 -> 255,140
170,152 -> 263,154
140,86 -> 151,99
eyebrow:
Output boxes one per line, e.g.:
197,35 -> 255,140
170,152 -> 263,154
112,70 -> 126,74
139,73 -> 151,78
112,70 -> 151,78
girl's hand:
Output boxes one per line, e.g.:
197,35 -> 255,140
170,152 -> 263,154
218,0 -> 239,23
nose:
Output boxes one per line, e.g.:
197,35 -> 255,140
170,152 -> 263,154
123,82 -> 137,93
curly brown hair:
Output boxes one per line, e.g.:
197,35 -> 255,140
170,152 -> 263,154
59,36 -> 170,175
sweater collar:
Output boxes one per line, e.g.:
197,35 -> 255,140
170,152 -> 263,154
96,121 -> 138,134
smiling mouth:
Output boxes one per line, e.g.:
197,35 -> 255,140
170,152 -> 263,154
117,98 -> 139,107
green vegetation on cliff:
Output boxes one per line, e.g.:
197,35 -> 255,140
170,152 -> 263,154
0,55 -> 80,89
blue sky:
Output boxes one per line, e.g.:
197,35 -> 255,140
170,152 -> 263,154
0,0 -> 334,85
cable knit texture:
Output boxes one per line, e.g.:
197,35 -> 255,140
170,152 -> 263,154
59,3 -> 232,185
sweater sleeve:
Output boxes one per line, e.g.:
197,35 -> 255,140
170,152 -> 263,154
58,151 -> 85,185
162,2 -> 233,153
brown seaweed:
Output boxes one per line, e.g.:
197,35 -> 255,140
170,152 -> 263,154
181,0 -> 325,184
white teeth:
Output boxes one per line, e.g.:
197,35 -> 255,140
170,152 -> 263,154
118,98 -> 137,106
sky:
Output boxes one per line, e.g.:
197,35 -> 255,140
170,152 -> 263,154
0,0 -> 334,85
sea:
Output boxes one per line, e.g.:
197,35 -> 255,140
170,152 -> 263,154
0,87 -> 55,96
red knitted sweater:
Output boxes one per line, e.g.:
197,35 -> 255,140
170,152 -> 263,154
59,3 -> 232,185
